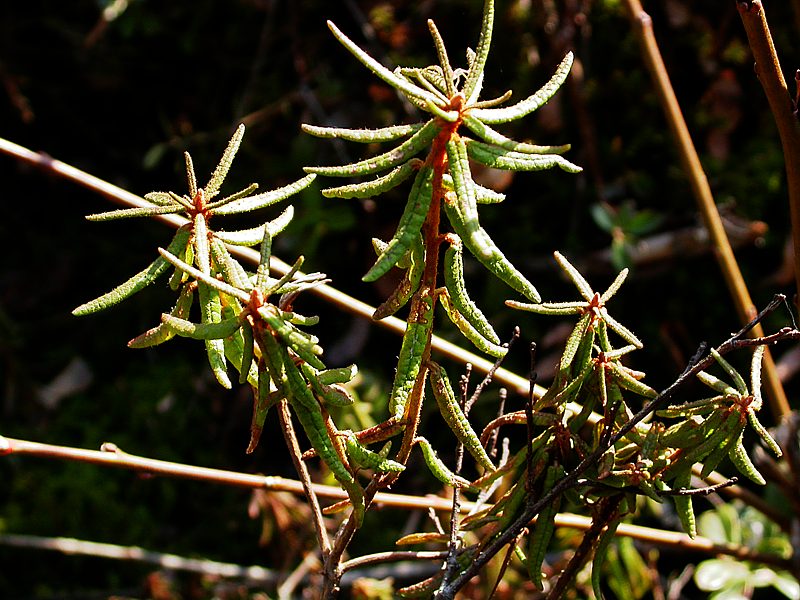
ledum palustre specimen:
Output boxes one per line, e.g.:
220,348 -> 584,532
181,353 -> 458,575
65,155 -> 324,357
73,125 -> 316,390
303,0 -> 581,434
70,126 -> 372,521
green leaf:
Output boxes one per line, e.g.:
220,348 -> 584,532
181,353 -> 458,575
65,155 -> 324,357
462,0 -> 494,101
470,51 -> 574,124
213,174 -> 316,215
73,227 -> 192,315
326,20 -> 442,107
302,122 -> 424,143
206,124 -> 244,197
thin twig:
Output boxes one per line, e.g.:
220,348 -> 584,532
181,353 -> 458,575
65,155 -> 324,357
277,399 -> 331,556
546,496 -> 622,600
1,437 -> 788,567
439,371 -> 470,591
697,468 -> 788,529
465,327 -> 520,413
487,388 -> 507,459
277,552 -> 320,600
659,476 -> 739,497
622,0 -> 790,420
0,533 -> 280,584
340,550 -> 449,574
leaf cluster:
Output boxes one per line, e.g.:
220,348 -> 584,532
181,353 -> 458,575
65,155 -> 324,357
61,0 -> 794,597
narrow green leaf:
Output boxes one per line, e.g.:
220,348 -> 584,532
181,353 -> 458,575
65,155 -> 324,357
444,237 -> 500,343
158,246 -> 251,304
316,364 -> 357,386
127,282 -> 195,348
429,361 -> 496,471
748,411 -> 782,457
321,159 -> 421,199
527,464 -> 560,589
440,291 -> 507,358
199,282 -> 232,389
552,251 -> 593,301
389,294 -> 434,419
727,429 -> 766,484
301,122 -> 424,143
750,345 -> 766,410
213,174 -> 316,215
327,20 -> 442,107
185,152 -> 197,197
344,431 -> 405,472
73,227 -> 192,316
209,236 -> 251,290
206,124 -> 245,197
305,120 -> 438,178
672,468 -> 696,538
427,19 -> 455,97
444,136 -> 541,302
363,165 -> 434,282
256,227 -> 272,291
506,299 -> 585,315
143,191 -> 175,206
442,172 -> 506,204
85,203 -> 185,222
466,138 -> 582,173
600,268 -> 630,303
416,437 -> 473,488
444,195 -> 540,303
710,348 -> 748,396
462,0 -> 494,101
462,115 -> 570,155
470,51 -> 574,124
193,211 -> 211,275
215,206 -> 295,246
373,234 -> 424,320
160,312 -> 242,340
592,517 -> 621,600
205,183 -> 260,211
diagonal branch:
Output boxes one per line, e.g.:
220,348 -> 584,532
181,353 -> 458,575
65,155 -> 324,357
622,0 -> 790,420
0,136 -> 544,401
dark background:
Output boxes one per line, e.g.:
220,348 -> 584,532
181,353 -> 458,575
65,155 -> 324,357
1,0 -> 798,597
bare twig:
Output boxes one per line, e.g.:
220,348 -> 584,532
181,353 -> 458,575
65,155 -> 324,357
659,476 -> 739,497
1,436 -> 789,567
0,533 -> 280,584
277,552 -> 321,600
622,0 -> 790,420
697,468 -> 789,529
341,550 -> 449,574
546,496 -> 622,600
277,399 -> 331,556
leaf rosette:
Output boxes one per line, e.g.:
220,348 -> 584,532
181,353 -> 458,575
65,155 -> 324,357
303,0 -> 581,308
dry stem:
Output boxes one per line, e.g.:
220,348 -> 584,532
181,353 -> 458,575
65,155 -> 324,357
2,436 -> 790,570
622,0 -> 790,419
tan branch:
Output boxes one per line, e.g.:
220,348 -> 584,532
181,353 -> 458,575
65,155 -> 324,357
622,0 -> 790,419
2,435 -> 789,568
